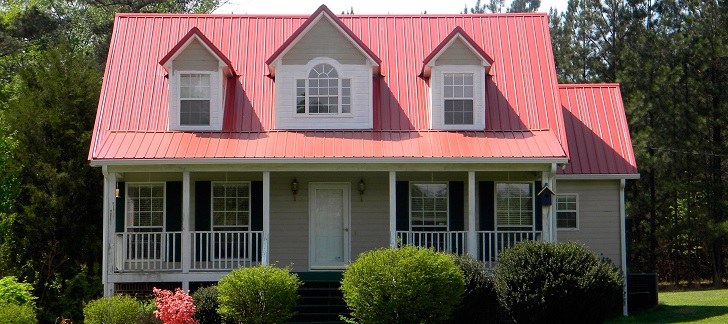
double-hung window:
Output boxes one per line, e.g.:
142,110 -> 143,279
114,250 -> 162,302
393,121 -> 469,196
556,194 -> 578,229
179,73 -> 211,126
495,183 -> 533,230
296,63 -> 351,115
410,183 -> 448,231
125,183 -> 165,260
211,182 -> 251,260
443,73 -> 474,125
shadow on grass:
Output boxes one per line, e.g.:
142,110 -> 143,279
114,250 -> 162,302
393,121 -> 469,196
612,305 -> 728,323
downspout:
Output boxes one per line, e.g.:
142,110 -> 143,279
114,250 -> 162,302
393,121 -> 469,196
620,179 -> 628,316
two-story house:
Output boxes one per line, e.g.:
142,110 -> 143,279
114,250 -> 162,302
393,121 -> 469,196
88,5 -> 638,305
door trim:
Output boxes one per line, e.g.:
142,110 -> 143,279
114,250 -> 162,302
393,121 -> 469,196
308,182 -> 351,270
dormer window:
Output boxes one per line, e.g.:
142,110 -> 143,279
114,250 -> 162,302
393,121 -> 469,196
443,73 -> 474,125
180,73 -> 211,125
159,27 -> 235,131
296,63 -> 351,115
422,27 -> 493,131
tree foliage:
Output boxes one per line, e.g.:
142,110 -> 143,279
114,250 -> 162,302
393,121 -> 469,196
549,0 -> 728,286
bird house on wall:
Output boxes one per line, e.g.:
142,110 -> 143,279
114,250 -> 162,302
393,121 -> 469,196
537,183 -> 556,206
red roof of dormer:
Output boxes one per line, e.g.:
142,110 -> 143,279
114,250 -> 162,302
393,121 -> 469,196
159,27 -> 236,76
421,26 -> 495,77
264,4 -> 381,75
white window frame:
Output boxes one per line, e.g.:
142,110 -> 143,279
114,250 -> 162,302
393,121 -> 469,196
556,193 -> 579,230
169,69 -> 223,131
430,65 -> 486,130
210,181 -> 252,231
178,72 -> 213,126
442,72 -> 475,126
125,182 -> 166,231
494,182 -> 534,229
409,182 -> 449,231
124,182 -> 166,261
295,62 -> 353,116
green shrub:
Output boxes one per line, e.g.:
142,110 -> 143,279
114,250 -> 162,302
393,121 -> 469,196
192,286 -> 221,324
83,295 -> 151,324
450,254 -> 502,324
0,302 -> 37,324
217,265 -> 301,324
0,276 -> 35,307
341,246 -> 465,323
494,241 -> 623,323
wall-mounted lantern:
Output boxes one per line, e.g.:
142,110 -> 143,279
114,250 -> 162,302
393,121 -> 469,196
291,178 -> 299,201
358,179 -> 366,201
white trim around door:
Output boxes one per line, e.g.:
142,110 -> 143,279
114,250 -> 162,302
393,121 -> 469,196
308,182 -> 351,270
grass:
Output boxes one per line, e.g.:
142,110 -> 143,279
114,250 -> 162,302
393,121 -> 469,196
608,289 -> 728,323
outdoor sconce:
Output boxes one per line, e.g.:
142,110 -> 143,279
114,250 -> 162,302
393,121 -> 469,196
358,179 -> 366,201
291,178 -> 299,201
115,182 -> 120,198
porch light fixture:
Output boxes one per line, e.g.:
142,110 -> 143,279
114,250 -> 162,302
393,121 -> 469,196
115,182 -> 120,198
291,178 -> 299,201
358,179 -> 366,201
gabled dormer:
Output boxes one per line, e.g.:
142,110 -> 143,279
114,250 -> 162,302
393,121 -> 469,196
160,28 -> 235,131
266,5 -> 380,130
422,27 -> 493,131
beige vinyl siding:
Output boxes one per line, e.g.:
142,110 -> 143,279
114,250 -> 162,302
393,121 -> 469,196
434,39 -> 482,66
282,18 -> 367,65
556,180 -> 622,267
173,40 -> 218,71
268,172 -> 390,271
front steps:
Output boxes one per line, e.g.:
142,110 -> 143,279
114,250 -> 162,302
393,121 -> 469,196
291,272 -> 348,323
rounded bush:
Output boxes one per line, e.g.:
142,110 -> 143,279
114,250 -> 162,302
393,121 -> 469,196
217,265 -> 301,324
341,246 -> 465,323
0,302 -> 37,324
0,276 -> 35,307
192,286 -> 220,324
83,295 -> 150,324
494,241 -> 623,323
450,254 -> 500,324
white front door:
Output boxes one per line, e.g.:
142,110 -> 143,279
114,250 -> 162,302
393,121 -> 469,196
309,183 -> 350,269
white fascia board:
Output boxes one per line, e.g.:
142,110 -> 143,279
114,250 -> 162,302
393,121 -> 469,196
555,173 -> 641,180
163,35 -> 227,70
90,157 -> 568,167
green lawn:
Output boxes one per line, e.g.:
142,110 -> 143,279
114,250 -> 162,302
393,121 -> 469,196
608,289 -> 728,323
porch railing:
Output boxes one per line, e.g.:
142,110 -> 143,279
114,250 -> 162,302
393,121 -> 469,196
114,232 -> 182,272
191,231 -> 263,271
396,231 -> 467,255
478,230 -> 541,268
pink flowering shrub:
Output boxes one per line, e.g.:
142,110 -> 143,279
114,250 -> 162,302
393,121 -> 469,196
153,287 -> 198,324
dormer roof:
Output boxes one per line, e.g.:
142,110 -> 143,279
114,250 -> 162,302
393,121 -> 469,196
159,27 -> 236,76
265,5 -> 381,76
421,26 -> 494,77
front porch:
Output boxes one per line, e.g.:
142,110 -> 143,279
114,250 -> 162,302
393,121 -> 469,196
101,166 -> 558,294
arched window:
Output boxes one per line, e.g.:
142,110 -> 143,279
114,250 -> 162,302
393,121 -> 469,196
296,63 -> 351,114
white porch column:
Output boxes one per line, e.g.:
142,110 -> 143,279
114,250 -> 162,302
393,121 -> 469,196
181,171 -> 191,273
620,179 -> 628,316
389,171 -> 397,247
262,171 -> 271,265
467,171 -> 477,257
102,167 -> 114,296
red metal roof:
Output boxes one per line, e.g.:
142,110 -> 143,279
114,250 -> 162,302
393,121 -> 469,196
94,130 -> 565,160
86,10 -> 638,172
558,84 -> 638,175
158,27 -> 236,75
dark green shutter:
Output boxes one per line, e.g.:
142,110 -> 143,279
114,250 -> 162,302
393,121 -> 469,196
115,182 -> 125,232
251,181 -> 263,231
535,181 -> 543,231
448,181 -> 464,231
395,181 -> 410,231
479,181 -> 495,231
195,181 -> 211,231
166,182 -> 182,232
165,182 -> 182,262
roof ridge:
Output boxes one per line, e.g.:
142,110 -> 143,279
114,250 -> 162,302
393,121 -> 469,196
114,13 -> 548,18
